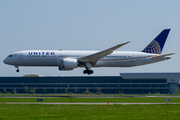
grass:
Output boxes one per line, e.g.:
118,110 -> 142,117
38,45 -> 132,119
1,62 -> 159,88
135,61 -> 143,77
1,104 -> 180,119
0,97 -> 180,103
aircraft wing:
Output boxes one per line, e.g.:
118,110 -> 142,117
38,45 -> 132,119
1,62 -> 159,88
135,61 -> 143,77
152,53 -> 175,59
78,41 -> 130,66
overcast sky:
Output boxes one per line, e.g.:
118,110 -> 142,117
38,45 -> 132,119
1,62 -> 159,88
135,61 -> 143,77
0,1 -> 180,76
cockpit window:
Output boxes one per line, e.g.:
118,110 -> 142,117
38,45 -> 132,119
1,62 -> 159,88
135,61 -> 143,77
8,55 -> 13,57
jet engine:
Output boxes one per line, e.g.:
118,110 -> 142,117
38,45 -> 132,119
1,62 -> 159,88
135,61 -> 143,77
58,58 -> 78,71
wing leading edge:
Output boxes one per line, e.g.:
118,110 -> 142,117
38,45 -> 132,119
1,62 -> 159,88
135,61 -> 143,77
78,41 -> 130,66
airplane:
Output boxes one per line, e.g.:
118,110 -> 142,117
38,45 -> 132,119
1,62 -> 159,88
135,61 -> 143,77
3,29 -> 174,75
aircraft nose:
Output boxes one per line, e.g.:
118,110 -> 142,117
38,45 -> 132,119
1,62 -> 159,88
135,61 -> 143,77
3,58 -> 8,64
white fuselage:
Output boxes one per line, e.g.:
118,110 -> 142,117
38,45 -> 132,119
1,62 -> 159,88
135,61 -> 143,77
3,50 -> 169,68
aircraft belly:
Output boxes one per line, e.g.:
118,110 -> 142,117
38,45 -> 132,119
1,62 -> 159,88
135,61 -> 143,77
96,57 -> 167,67
130,57 -> 167,66
98,60 -> 137,67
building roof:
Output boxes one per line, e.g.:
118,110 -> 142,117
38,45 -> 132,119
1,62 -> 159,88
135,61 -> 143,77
120,72 -> 180,84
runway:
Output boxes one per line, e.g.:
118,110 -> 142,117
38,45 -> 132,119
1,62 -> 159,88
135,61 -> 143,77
4,102 -> 176,105
41,103 -> 174,105
0,95 -> 146,98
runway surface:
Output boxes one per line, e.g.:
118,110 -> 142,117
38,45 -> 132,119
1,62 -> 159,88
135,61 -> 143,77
4,102 -> 177,105
1,96 -> 180,98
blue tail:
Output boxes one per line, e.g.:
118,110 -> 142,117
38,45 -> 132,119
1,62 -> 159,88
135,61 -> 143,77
142,29 -> 170,54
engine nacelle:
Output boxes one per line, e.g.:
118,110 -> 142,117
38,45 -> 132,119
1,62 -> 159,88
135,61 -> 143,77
58,58 -> 78,71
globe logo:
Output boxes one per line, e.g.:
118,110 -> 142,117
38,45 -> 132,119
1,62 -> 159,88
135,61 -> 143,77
143,40 -> 161,54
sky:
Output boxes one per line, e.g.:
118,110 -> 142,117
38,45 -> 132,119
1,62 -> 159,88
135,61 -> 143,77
0,0 -> 180,76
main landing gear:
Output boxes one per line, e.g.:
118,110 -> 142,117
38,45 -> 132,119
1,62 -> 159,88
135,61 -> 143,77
83,67 -> 94,75
83,62 -> 94,75
15,66 -> 20,73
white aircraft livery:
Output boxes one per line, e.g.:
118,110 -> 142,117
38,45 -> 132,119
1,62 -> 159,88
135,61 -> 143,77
3,29 -> 174,75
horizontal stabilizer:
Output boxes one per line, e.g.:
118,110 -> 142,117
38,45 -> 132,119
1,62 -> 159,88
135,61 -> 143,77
152,53 -> 175,59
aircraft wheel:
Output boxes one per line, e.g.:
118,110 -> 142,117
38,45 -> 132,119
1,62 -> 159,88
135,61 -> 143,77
83,69 -> 94,75
87,70 -> 93,75
16,69 -> 19,72
90,70 -> 94,74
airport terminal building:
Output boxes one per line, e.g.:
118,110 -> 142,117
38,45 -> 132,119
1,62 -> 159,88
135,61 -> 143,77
0,73 -> 180,94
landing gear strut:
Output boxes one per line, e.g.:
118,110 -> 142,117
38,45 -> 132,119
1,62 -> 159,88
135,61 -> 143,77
83,67 -> 94,75
15,66 -> 19,73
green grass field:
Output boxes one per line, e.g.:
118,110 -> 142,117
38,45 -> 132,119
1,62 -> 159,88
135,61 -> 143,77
0,104 -> 180,120
0,97 -> 180,103
1,97 -> 180,119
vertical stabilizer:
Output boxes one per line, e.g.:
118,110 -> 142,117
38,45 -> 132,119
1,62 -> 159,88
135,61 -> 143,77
142,29 -> 170,54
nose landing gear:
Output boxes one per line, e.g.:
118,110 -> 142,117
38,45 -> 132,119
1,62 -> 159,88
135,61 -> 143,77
16,69 -> 20,72
15,66 -> 19,73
